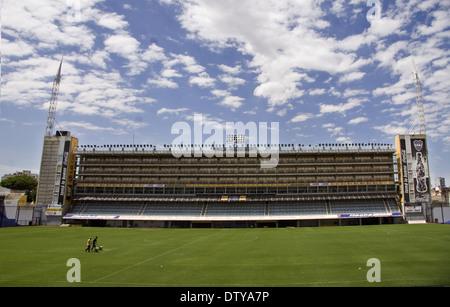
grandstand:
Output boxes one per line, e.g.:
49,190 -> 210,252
64,144 -> 402,227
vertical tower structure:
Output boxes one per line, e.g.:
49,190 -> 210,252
395,60 -> 431,223
412,59 -> 426,135
36,59 -> 78,225
45,58 -> 63,137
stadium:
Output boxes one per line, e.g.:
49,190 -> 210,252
63,142 -> 402,228
2,57 -> 444,288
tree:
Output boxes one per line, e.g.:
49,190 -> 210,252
1,175 -> 38,202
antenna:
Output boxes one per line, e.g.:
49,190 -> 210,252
410,58 -> 426,135
45,57 -> 63,137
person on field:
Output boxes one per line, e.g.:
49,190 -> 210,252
92,236 -> 98,252
85,237 -> 92,252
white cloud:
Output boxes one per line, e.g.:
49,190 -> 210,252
103,35 -> 167,76
342,88 -> 370,98
112,118 -> 148,130
176,0 -> 365,110
219,74 -> 246,87
319,97 -> 368,115
368,18 -> 405,37
218,96 -> 244,111
189,72 -> 216,88
104,34 -> 141,69
373,123 -> 406,136
1,38 -> 35,57
218,64 -> 242,75
308,88 -> 326,96
211,89 -> 230,97
348,117 -> 368,125
60,121 -> 125,134
210,89 -> 244,111
156,107 -> 189,115
168,54 -> 205,74
147,77 -> 179,89
96,12 -> 129,30
2,0 -> 98,51
161,68 -> 182,78
289,113 -> 314,123
339,71 -> 365,84
142,43 -> 167,62
416,9 -> 450,36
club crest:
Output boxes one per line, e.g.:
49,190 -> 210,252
413,140 -> 423,152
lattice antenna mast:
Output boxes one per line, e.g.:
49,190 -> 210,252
412,58 -> 426,135
45,58 -> 63,137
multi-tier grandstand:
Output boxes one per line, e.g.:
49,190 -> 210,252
64,144 -> 402,227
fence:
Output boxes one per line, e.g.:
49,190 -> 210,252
0,205 -> 46,227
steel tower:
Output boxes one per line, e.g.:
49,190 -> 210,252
45,58 -> 63,137
412,58 -> 426,135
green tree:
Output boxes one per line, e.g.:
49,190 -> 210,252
1,175 -> 38,202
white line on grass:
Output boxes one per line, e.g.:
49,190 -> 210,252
93,230 -> 225,283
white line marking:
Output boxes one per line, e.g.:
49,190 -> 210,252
93,230 -> 225,282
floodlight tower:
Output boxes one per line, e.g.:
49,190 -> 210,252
412,58 -> 426,135
45,58 -> 63,137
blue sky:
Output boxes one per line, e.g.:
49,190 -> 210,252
1,0 -> 449,183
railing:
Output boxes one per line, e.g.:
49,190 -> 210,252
74,144 -> 395,155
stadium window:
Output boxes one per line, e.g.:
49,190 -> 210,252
268,187 -> 277,194
226,187 -> 236,194
387,185 -> 395,191
86,187 -> 94,194
144,188 -> 153,194
165,187 -> 174,194
237,187 -> 246,194
358,186 -> 367,192
308,186 -> 317,193
206,188 -> 215,194
376,185 -> 386,192
248,187 -> 257,194
174,188 -> 184,194
337,186 -> 347,193
76,186 -> 85,194
318,186 -> 327,193
257,187 -> 266,194
95,187 -> 104,194
216,187 -> 225,194
288,187 -> 297,194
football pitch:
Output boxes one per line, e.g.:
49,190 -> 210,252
0,224 -> 449,287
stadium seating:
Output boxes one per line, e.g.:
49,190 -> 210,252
142,202 -> 203,216
206,203 -> 265,216
68,197 -> 398,220
329,200 -> 387,214
269,202 -> 327,215
82,203 -> 142,215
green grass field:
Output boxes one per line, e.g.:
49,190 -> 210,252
0,224 -> 449,287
